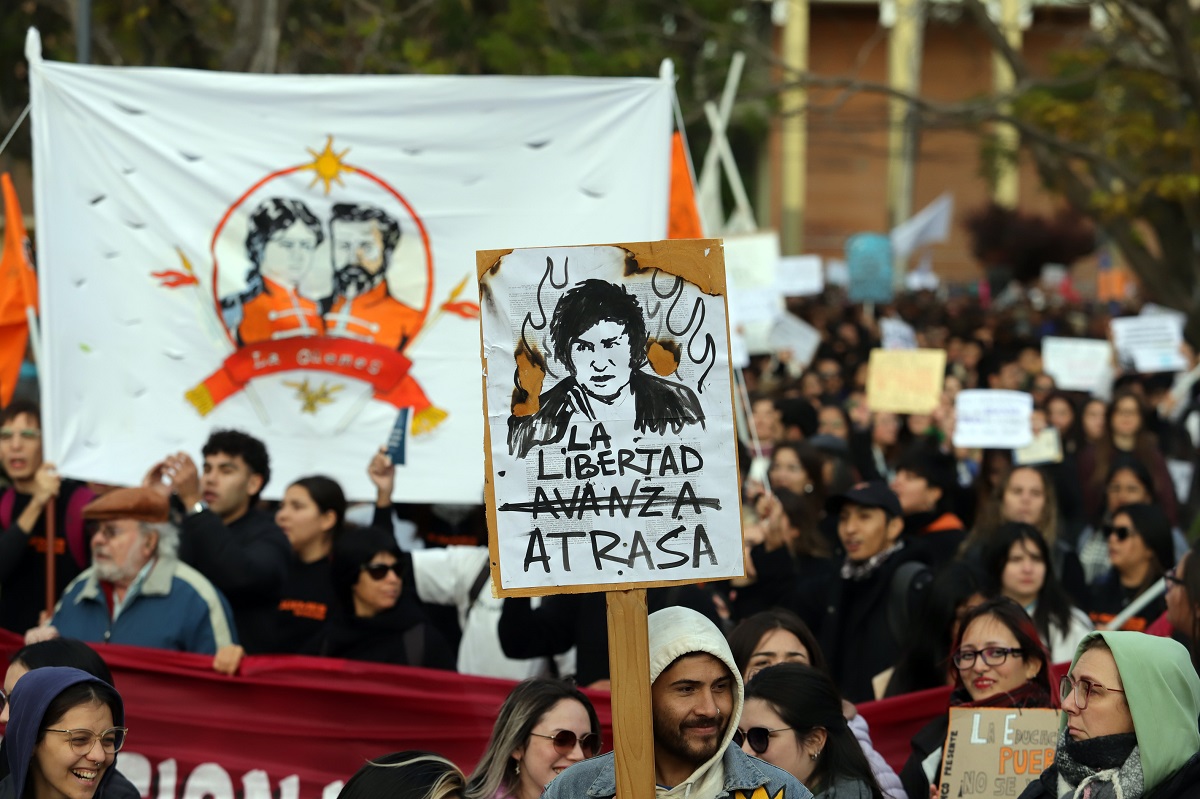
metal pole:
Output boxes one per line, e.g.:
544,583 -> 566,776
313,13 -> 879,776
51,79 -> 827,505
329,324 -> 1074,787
76,0 -> 92,64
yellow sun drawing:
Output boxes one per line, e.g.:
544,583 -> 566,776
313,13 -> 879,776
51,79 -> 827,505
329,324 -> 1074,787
284,378 -> 345,414
301,136 -> 357,194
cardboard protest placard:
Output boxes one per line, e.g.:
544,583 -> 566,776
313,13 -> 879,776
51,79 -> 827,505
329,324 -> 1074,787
1041,337 -> 1113,393
938,708 -> 1059,799
846,232 -> 894,304
865,349 -> 946,414
777,255 -> 824,297
478,240 -> 744,595
768,312 -> 822,368
1015,428 -> 1063,466
1111,315 -> 1187,373
953,390 -> 1034,449
881,317 -> 918,350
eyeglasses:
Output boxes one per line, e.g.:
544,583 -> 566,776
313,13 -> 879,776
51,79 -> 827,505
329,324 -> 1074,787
1102,525 -> 1134,541
1060,674 -> 1125,709
361,562 -> 401,581
529,729 -> 601,757
1165,571 -> 1186,589
733,726 -> 793,755
0,428 -> 41,442
952,647 -> 1024,669
43,727 -> 128,756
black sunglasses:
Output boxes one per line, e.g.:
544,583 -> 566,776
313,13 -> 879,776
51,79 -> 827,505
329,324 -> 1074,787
529,729 -> 601,757
733,726 -> 792,755
362,562 -> 402,581
1102,524 -> 1134,541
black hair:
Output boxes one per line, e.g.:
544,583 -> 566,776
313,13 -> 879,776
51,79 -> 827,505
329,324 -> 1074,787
288,475 -> 347,537
549,280 -> 647,373
952,597 -> 1052,699
1111,503 -> 1175,585
202,429 -> 271,498
744,664 -> 883,799
895,444 -> 957,508
0,399 -> 39,428
331,526 -> 407,617
330,203 -> 402,260
36,681 -> 123,747
979,523 -> 1074,645
727,609 -> 828,679
11,640 -> 114,687
340,751 -> 464,799
244,198 -> 323,272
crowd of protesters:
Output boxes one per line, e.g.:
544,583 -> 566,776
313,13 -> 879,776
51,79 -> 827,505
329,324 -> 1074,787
3,288 -> 1200,798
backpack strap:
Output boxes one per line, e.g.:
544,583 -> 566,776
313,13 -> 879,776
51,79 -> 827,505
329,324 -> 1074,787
63,485 -> 96,570
887,560 -> 931,644
467,560 -> 492,614
0,488 -> 13,529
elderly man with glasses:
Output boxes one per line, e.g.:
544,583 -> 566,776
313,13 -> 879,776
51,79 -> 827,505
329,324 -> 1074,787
24,486 -> 238,655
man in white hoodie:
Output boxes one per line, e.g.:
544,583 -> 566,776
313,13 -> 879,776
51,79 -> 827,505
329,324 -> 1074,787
544,605 -> 811,799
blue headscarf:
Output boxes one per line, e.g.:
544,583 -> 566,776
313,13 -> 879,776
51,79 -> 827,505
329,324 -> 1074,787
5,667 -> 125,798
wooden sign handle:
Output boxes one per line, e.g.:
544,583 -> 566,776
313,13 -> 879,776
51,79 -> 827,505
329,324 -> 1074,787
44,499 -> 56,619
606,589 -> 655,798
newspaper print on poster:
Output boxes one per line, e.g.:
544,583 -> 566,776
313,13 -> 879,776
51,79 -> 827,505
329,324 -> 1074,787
480,241 -> 744,592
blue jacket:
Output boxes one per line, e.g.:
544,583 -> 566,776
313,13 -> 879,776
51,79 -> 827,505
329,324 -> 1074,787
53,555 -> 238,654
544,742 -> 811,799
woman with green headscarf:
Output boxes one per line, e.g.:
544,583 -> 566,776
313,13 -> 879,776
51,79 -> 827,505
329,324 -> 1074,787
1019,631 -> 1200,799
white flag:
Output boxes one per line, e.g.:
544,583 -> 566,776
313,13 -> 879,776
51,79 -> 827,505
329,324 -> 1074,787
26,29 -> 672,502
890,192 -> 954,260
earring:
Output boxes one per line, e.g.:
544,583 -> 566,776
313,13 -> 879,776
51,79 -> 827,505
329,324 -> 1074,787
515,762 -> 521,777
810,750 -> 822,761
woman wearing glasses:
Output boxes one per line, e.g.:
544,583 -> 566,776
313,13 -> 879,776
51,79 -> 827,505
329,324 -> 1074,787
306,527 -> 453,669
1086,503 -> 1174,632
464,678 -> 601,799
1018,632 -> 1200,798
739,663 -> 883,799
900,597 -> 1055,799
0,666 -> 126,799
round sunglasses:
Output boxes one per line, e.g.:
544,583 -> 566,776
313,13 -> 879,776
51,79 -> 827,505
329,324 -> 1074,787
529,729 -> 602,757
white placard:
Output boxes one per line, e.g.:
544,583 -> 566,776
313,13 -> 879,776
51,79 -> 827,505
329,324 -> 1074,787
723,231 -> 781,290
776,255 -> 824,297
1111,315 -> 1187,373
880,317 -> 918,350
953,390 -> 1034,449
769,313 -> 822,368
479,241 -> 744,592
1042,337 -> 1114,393
1014,428 -> 1063,465
1168,459 -> 1194,505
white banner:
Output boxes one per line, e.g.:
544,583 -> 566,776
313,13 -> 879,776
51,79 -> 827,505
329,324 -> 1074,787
27,31 -> 672,501
953,390 -> 1033,449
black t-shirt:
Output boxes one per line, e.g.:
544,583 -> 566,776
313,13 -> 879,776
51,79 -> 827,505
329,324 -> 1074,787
271,555 -> 336,653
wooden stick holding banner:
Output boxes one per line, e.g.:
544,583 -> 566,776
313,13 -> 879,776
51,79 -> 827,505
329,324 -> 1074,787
44,500 -> 56,619
478,238 -> 744,799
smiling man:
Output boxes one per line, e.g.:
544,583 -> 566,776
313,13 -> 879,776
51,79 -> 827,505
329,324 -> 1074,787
543,606 -> 809,799
508,279 -> 704,459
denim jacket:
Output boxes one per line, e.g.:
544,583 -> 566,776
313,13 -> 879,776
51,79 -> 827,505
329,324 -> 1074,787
543,742 -> 813,799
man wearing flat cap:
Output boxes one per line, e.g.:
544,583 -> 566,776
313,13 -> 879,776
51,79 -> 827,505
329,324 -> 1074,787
25,487 -> 238,654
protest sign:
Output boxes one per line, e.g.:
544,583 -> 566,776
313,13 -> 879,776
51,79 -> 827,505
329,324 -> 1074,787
768,312 -> 822,368
26,31 -> 672,502
1168,459 -> 1194,506
953,390 -> 1034,449
777,255 -> 824,297
1041,337 -> 1113,393
846,233 -> 894,303
1015,428 -> 1063,466
478,239 -> 743,595
1111,315 -> 1187,373
880,317 -> 918,350
938,708 -> 1059,799
727,286 -> 784,355
865,349 -> 946,414
725,232 -> 783,355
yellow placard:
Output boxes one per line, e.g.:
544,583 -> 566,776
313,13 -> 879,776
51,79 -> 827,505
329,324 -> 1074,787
865,348 -> 946,414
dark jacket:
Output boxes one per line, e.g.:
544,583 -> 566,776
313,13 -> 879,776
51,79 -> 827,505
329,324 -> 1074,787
305,597 -> 455,670
901,510 -> 966,570
1018,751 -> 1200,799
499,585 -> 720,686
0,481 -> 94,634
0,668 -> 125,799
818,548 -> 931,703
178,506 -> 290,653
1087,570 -> 1168,633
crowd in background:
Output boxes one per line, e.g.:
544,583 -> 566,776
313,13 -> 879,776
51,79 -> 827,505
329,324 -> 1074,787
3,286 -> 1200,799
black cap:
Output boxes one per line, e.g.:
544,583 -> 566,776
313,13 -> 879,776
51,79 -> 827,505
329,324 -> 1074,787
826,480 -> 902,518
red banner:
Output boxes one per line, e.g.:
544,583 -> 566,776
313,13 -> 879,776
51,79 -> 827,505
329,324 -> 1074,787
0,631 -> 948,797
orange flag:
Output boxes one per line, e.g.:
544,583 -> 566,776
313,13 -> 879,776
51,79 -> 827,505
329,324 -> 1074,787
0,173 -> 38,406
668,132 -> 704,239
